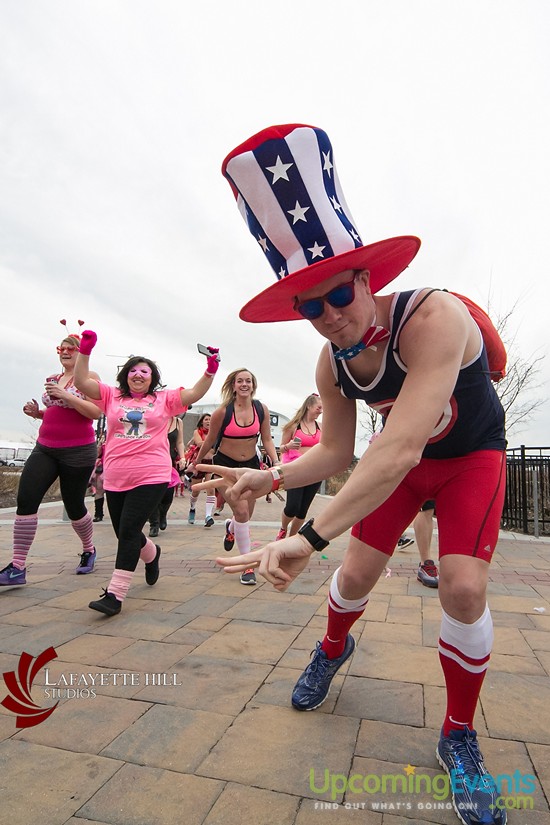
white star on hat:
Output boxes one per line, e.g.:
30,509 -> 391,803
322,151 -> 333,176
287,201 -> 310,224
266,156 -> 293,184
308,241 -> 326,259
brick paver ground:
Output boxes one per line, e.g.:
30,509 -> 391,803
0,493 -> 549,825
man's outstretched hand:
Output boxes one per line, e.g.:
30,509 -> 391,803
216,534 -> 314,591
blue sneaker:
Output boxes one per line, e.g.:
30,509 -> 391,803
188,509 -> 196,525
76,548 -> 96,574
437,726 -> 506,825
291,634 -> 355,711
0,563 -> 26,586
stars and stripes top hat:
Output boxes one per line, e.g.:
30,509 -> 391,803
222,123 -> 421,323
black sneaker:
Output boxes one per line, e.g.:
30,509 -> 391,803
204,516 -> 215,528
291,635 -> 355,711
159,517 -> 167,531
397,535 -> 415,549
223,519 -> 235,551
145,545 -> 161,586
149,524 -> 159,538
239,568 -> 257,585
89,589 -> 122,616
437,726 -> 506,825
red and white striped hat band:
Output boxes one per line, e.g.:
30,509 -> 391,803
222,123 -> 421,323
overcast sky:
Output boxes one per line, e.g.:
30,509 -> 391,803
1,0 -> 548,451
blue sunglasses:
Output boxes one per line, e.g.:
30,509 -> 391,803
294,274 -> 360,320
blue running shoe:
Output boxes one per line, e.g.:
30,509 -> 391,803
437,726 -> 506,825
291,634 -> 355,711
76,548 -> 96,574
0,563 -> 27,586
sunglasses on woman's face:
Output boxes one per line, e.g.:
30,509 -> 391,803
294,274 -> 360,320
56,345 -> 78,354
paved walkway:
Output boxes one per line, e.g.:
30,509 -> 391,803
0,494 -> 549,825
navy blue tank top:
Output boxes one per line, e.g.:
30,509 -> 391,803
330,290 -> 506,459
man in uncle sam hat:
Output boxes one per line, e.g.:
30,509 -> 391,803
198,123 -> 507,825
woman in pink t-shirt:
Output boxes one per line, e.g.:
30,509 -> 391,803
74,330 -> 220,616
0,332 -> 102,588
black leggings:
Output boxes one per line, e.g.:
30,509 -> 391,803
149,486 -> 176,526
16,444 -> 96,520
284,481 -> 322,520
106,483 -> 168,571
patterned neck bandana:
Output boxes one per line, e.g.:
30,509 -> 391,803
334,324 -> 390,361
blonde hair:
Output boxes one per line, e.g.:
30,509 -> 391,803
220,369 -> 258,407
60,335 -> 81,348
286,394 -> 321,434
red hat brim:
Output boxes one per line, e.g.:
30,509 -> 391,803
239,235 -> 421,323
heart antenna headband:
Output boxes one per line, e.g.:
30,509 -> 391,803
59,319 -> 85,341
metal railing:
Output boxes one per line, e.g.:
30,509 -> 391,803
503,446 -> 550,536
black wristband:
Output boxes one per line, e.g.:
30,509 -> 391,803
298,518 -> 330,552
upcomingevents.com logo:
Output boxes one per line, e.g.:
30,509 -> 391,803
1,646 -> 59,728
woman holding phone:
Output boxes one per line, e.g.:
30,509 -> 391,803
74,331 -> 219,615
0,328 -> 101,586
275,393 -> 323,541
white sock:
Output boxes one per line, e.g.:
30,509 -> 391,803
329,566 -> 370,611
233,520 -> 251,555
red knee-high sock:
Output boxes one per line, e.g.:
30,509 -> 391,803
71,512 -> 94,552
439,605 -> 493,736
321,567 -> 369,659
12,514 -> 38,568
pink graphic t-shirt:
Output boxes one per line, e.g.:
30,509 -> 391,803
95,383 -> 187,492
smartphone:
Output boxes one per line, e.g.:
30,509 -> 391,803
293,436 -> 302,446
197,344 -> 211,356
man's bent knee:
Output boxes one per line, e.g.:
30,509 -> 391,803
339,539 -> 389,599
439,556 -> 489,621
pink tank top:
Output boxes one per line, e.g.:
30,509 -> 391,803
295,423 -> 321,448
281,422 -> 321,464
38,373 -> 96,448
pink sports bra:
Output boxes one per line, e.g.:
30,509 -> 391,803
222,405 -> 261,440
295,423 -> 321,448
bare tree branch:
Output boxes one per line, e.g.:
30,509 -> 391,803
356,403 -> 382,444
488,292 -> 547,437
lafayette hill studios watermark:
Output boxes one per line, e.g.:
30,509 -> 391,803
1,646 -> 182,729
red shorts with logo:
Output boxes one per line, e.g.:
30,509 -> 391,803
351,450 -> 506,562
